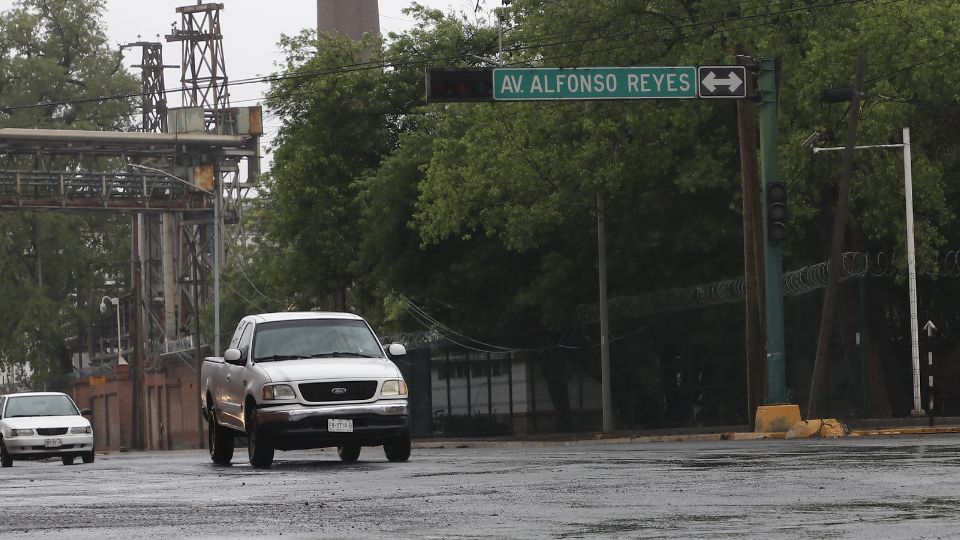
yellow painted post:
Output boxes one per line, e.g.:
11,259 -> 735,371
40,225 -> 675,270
754,404 -> 801,433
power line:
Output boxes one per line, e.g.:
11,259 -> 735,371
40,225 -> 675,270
504,0 -> 883,57
0,0 -> 910,116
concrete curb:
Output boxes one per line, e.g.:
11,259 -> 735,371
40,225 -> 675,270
413,425 -> 960,449
851,425 -> 960,436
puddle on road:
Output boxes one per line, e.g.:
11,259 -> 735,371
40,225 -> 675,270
672,459 -> 741,469
557,514 -> 749,538
410,468 -> 521,478
795,497 -> 960,520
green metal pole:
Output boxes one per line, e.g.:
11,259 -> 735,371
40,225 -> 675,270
758,57 -> 787,403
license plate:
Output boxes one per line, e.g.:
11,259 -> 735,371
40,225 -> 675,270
328,419 -> 353,433
44,439 -> 62,448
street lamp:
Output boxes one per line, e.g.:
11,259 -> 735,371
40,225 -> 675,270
813,126 -> 924,416
100,296 -> 124,364
127,163 -> 222,357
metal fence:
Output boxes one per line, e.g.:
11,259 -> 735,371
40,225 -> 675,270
393,265 -> 960,439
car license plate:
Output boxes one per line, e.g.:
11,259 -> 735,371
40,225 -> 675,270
44,439 -> 62,448
328,419 -> 353,433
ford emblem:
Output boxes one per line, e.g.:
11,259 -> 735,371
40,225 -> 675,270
331,387 -> 348,395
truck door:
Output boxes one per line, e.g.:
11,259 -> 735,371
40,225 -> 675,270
219,322 -> 252,429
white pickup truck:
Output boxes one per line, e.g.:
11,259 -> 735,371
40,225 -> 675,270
200,311 -> 410,468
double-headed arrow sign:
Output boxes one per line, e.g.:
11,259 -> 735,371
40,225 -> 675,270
698,66 -> 747,98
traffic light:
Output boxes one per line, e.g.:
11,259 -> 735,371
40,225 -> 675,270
766,182 -> 787,243
426,68 -> 494,103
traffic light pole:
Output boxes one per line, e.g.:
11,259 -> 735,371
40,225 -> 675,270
758,57 -> 787,404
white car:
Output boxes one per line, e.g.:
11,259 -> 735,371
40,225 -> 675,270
0,392 -> 95,467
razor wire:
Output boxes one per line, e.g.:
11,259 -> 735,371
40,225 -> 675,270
941,250 -> 960,276
576,250 -> 960,323
384,250 -> 960,343
380,328 -> 444,349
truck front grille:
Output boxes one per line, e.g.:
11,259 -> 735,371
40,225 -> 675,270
299,381 -> 378,402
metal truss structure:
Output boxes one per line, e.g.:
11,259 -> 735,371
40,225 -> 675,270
0,127 -> 258,348
0,0 -> 270,451
166,0 -> 260,284
0,129 -> 235,213
166,3 -> 229,132
121,41 -> 172,134
0,3 -> 261,449
122,40 -> 181,355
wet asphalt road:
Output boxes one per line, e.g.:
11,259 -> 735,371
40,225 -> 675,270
1,434 -> 959,539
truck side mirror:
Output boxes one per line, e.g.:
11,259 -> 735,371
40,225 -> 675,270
224,348 -> 244,365
386,343 -> 407,358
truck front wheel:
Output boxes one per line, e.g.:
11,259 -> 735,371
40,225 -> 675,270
383,431 -> 411,462
337,443 -> 361,463
208,408 -> 235,464
246,406 -> 274,469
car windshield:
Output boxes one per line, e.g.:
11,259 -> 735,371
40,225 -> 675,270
252,319 -> 383,361
4,395 -> 79,418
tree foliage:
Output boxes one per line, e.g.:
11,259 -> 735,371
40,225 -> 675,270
0,0 -> 137,385
253,0 -> 960,417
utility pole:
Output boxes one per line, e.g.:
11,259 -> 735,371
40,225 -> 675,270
903,129 -> 923,417
808,54 -> 868,419
758,57 -> 787,404
132,219 -> 146,451
736,46 -> 765,422
813,127 -> 924,418
123,38 -> 175,452
597,190 -> 613,434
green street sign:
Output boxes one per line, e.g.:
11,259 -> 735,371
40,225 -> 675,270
493,67 -> 697,101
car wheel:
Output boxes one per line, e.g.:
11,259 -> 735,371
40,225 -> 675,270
0,438 -> 12,468
246,407 -> 274,469
208,408 -> 235,465
62,455 -> 75,466
383,432 -> 411,462
337,443 -> 361,463
82,451 -> 95,464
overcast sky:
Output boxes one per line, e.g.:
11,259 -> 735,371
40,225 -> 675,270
0,0 -> 490,166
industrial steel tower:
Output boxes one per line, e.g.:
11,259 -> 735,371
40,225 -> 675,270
166,2 -> 261,358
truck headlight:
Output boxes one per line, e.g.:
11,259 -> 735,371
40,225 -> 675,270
381,379 -> 408,396
71,426 -> 92,434
262,384 -> 296,401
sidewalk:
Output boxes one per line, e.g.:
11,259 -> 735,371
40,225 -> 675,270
413,417 -> 960,448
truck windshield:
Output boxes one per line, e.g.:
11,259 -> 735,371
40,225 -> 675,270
252,319 -> 383,361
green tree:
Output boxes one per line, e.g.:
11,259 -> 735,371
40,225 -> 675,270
259,0 -> 960,421
261,30 -> 397,311
261,6 -> 502,325
0,0 -> 138,387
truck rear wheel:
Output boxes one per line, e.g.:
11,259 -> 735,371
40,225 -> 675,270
208,409 -> 235,464
246,407 -> 274,469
